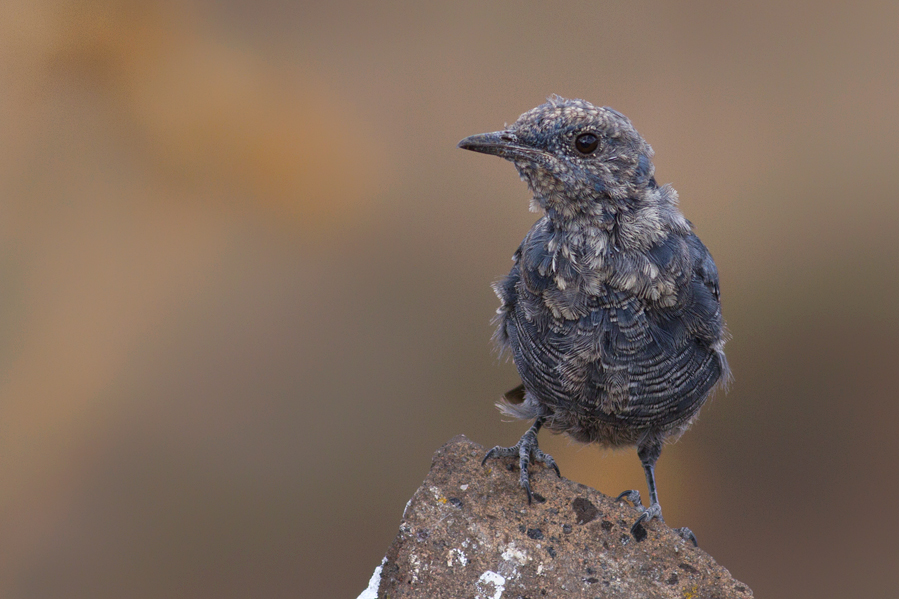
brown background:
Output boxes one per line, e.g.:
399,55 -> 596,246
1,1 -> 897,597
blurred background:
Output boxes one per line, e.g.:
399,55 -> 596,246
0,0 -> 897,597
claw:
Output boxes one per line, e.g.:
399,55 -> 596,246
632,510 -> 649,528
673,527 -> 698,547
617,492 -> 664,543
534,448 -> 561,478
481,445 -> 518,466
615,489 -> 643,507
629,510 -> 653,540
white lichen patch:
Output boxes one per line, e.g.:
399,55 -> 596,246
409,553 -> 422,584
496,541 -> 529,579
475,570 -> 506,599
500,543 -> 528,566
447,547 -> 469,567
356,557 -> 386,599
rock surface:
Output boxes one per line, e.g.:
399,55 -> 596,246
366,435 -> 752,599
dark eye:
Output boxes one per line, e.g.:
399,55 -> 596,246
574,133 -> 599,154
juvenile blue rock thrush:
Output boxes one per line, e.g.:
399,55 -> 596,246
458,96 -> 729,544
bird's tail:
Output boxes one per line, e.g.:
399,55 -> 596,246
497,384 -> 544,420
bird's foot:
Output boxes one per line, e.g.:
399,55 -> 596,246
615,491 -> 698,546
482,425 -> 560,504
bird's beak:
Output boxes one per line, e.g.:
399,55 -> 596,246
457,130 -> 542,161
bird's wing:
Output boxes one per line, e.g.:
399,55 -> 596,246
588,232 -> 726,426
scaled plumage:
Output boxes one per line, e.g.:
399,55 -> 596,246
459,96 -> 729,544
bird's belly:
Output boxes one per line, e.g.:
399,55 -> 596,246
505,308 -> 721,441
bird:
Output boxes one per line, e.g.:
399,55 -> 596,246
458,96 -> 729,545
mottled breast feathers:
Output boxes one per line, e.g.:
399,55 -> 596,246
493,215 -> 728,442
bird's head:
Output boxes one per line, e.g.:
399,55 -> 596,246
459,96 -> 657,223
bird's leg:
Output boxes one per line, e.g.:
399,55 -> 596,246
482,417 -> 560,503
616,441 -> 662,540
616,440 -> 697,545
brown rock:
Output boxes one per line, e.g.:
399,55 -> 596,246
363,435 -> 752,599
